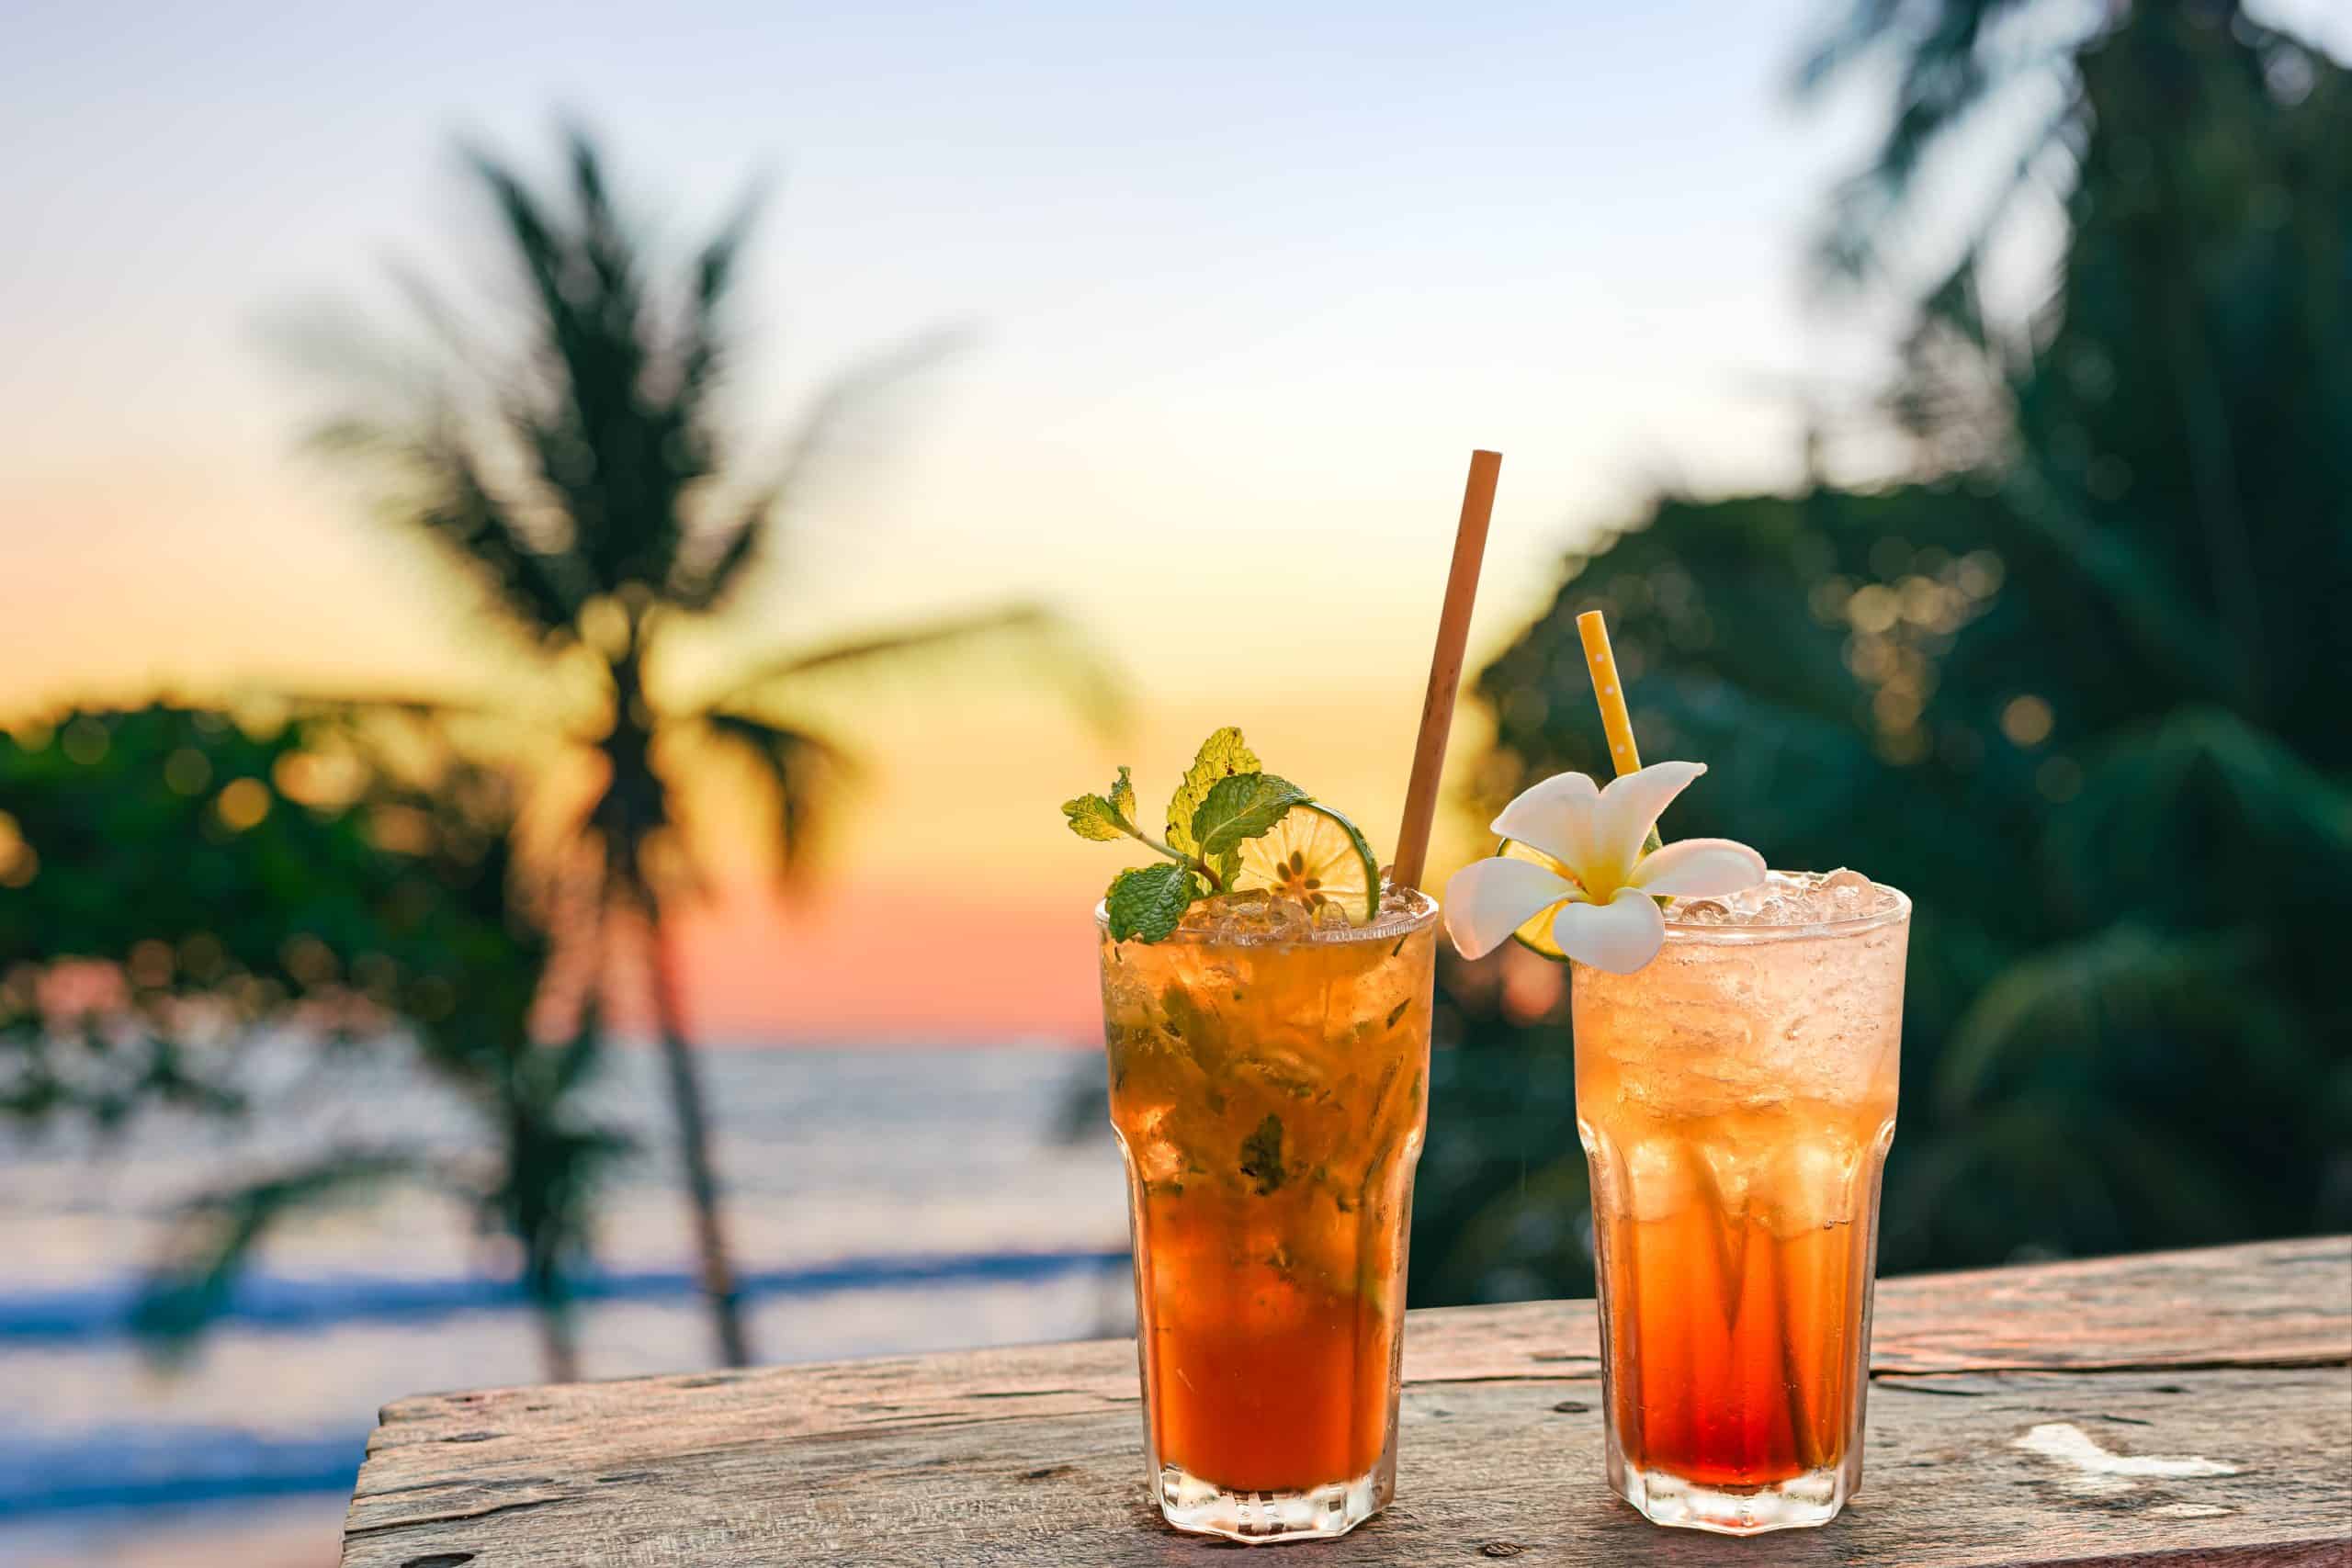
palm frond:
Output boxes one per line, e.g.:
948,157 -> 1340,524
667,326 -> 967,615
132,1152 -> 428,1348
1798,0 -> 2088,286
468,135 -> 696,596
664,504 -> 766,615
695,603 -> 1126,738
675,172 -> 769,408
1996,459 -> 2256,707
277,287 -> 587,641
324,404 -> 587,639
2050,705 -> 2352,909
1934,923 -> 2267,1115
696,712 -> 856,881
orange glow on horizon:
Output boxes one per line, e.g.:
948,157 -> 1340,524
668,878 -> 1103,1046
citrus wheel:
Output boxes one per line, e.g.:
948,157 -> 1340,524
1233,802 -> 1381,924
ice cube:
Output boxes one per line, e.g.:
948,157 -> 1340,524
1669,897 -> 1730,924
1618,1134 -> 1701,1223
1699,1138 -> 1762,1220
1128,1103 -> 1187,1183
1763,1131 -> 1860,1237
1191,890 -> 1318,942
1261,897 -> 1315,940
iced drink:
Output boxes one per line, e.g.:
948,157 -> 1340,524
1099,886 -> 1438,1541
1574,869 -> 1909,1533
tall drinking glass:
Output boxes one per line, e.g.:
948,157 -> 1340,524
1097,889 -> 1439,1542
1573,872 -> 1909,1534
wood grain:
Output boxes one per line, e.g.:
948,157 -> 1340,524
342,1237 -> 2352,1567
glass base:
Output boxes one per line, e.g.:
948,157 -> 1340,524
1157,1462 -> 1388,1542
1616,1461 -> 1847,1535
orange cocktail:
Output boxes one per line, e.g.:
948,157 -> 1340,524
1574,871 -> 1908,1533
1099,888 -> 1436,1541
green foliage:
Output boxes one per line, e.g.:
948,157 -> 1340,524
0,705 -> 626,1373
0,706 -> 510,1124
1419,4 -> 2352,1304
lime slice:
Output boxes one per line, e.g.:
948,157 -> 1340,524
1497,838 -> 1581,959
1233,802 -> 1381,925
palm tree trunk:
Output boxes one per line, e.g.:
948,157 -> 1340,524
533,1295 -> 582,1383
636,886 -> 754,1367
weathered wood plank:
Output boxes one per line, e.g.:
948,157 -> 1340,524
341,1368 -> 2351,1566
341,1237 -> 2352,1567
361,1237 -> 2348,1453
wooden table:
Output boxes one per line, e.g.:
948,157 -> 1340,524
342,1237 -> 2351,1566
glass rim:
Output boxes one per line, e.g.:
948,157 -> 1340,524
1092,885 -> 1440,946
1659,877 -> 1911,944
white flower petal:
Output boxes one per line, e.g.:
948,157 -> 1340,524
1442,856 -> 1579,961
1490,771 -> 1603,872
1592,761 -> 1707,874
1551,886 -> 1668,974
1631,837 -> 1768,897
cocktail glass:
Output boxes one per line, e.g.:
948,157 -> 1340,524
1573,872 -> 1909,1534
1098,888 -> 1439,1542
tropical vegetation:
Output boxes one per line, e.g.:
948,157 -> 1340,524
1414,0 -> 2351,1304
0,705 -> 620,1379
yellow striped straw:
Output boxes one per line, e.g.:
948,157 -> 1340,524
1577,609 -> 1663,854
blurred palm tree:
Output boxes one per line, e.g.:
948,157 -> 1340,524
296,129 -> 1111,1366
1799,0 -> 2337,442
1417,2 -> 2351,1303
1799,0 -> 2097,298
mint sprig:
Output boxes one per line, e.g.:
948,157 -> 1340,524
1166,726 -> 1258,859
1105,863 -> 1194,942
1193,772 -> 1307,856
1061,766 -> 1137,841
1238,1113 -> 1288,1194
1061,728 -> 1310,942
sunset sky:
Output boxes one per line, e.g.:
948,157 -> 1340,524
7,0 -> 2345,1043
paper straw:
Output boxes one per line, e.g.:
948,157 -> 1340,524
1577,608 -> 1661,852
1576,610 -> 1643,775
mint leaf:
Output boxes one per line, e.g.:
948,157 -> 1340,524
1239,1113 -> 1288,1194
1061,766 -> 1136,841
1105,863 -> 1194,942
1166,727 -> 1260,859
1193,772 -> 1308,857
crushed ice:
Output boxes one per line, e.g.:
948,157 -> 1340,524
1666,868 -> 1900,928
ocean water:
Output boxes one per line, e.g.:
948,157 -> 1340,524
0,1043 -> 1133,1568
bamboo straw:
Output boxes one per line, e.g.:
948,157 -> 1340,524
1393,449 -> 1502,892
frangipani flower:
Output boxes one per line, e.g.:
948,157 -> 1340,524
1442,761 -> 1765,974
